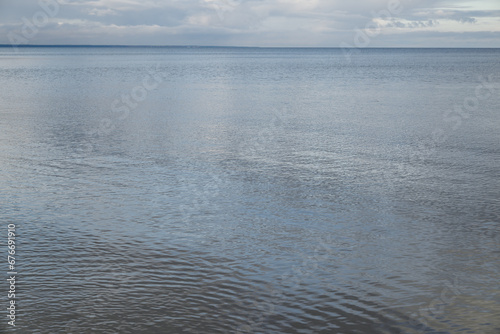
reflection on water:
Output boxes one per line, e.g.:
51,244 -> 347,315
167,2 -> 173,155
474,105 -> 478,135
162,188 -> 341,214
0,47 -> 499,333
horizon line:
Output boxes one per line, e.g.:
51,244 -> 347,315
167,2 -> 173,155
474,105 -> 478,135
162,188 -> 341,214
1,44 -> 500,49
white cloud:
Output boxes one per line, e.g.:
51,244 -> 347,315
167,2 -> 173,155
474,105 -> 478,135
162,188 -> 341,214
86,7 -> 118,16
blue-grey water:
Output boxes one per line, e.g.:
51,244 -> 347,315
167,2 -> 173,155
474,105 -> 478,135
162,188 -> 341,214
0,47 -> 499,333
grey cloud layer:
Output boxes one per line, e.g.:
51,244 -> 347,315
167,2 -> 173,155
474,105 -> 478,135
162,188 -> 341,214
0,0 -> 499,46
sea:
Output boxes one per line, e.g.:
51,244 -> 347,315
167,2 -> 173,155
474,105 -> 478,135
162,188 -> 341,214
0,47 -> 499,333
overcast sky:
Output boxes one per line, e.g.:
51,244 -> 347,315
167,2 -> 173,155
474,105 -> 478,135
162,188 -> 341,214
1,0 -> 499,47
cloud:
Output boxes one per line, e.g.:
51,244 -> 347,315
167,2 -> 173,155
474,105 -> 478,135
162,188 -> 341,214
0,0 -> 499,46
86,7 -> 118,16
389,20 -> 439,29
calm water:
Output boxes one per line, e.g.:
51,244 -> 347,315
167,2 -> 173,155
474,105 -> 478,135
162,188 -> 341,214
0,47 -> 499,333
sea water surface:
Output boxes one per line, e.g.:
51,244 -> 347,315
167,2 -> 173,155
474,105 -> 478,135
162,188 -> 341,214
0,47 -> 499,333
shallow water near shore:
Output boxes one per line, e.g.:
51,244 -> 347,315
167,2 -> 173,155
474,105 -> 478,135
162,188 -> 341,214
0,47 -> 499,333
